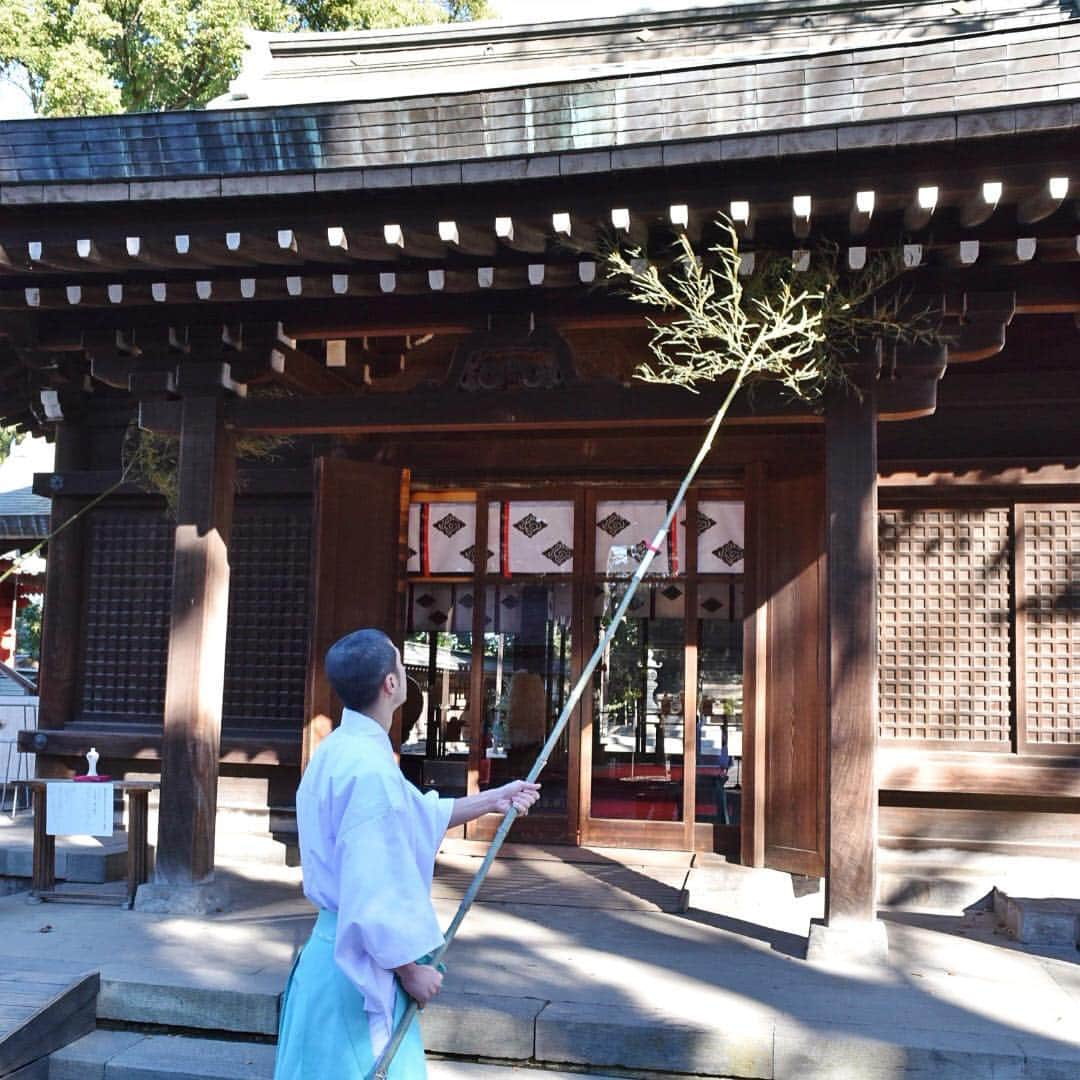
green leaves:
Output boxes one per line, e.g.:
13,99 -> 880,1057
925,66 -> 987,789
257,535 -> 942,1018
0,0 -> 489,117
606,220 -> 938,404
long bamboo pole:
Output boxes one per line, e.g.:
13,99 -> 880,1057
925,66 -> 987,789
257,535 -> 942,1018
370,370 -> 748,1080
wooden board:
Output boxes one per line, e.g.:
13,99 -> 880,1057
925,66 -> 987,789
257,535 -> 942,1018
0,968 -> 97,1078
304,458 -> 408,767
762,460 -> 827,878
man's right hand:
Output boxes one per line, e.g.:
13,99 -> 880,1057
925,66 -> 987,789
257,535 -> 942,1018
394,961 -> 443,1007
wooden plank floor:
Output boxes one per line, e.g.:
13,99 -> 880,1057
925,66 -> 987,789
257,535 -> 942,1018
0,965 -> 98,1078
434,852 -> 690,913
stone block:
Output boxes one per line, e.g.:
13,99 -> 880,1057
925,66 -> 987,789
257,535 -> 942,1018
97,977 -> 279,1035
806,918 -> 889,966
535,1001 -> 772,1077
420,990 -> 544,1059
49,1029 -> 148,1080
105,1034 -> 276,1080
133,880 -> 230,915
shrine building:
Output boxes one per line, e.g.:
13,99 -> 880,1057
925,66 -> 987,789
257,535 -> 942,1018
4,0 -> 1079,941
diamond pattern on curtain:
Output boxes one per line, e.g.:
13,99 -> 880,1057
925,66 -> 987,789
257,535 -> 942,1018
693,501 -> 745,574
407,501 -> 499,575
595,500 -> 682,576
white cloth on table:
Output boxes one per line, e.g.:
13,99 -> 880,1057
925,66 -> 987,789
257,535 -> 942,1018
295,707 -> 453,1056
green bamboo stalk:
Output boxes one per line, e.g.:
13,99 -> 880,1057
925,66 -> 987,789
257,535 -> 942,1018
369,366 -> 748,1080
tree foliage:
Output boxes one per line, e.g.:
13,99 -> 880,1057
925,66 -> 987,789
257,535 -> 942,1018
0,0 -> 491,116
0,425 -> 23,465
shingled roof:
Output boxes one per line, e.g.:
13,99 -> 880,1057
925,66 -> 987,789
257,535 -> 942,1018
0,0 -> 1077,194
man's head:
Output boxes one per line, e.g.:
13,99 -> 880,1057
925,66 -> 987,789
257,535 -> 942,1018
325,628 -> 405,716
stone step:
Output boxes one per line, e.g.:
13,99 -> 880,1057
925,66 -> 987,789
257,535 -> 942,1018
0,820 -> 128,884
50,1031 -> 629,1080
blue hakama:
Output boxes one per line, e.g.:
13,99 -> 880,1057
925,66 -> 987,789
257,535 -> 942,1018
274,910 -> 427,1079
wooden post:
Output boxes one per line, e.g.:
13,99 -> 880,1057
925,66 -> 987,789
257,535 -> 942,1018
144,387 -> 235,903
304,458 -> 407,770
36,421 -> 88,779
809,365 -> 887,961
31,785 -> 55,896
740,462 -> 768,867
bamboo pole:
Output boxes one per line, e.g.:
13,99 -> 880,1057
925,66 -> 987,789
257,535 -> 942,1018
370,367 -> 747,1080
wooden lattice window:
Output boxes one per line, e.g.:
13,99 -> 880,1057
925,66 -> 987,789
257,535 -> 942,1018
222,503 -> 312,732
1019,505 -> 1080,747
80,509 -> 174,719
878,508 -> 1011,745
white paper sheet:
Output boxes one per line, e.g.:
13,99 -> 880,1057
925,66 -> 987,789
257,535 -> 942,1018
46,782 -> 114,837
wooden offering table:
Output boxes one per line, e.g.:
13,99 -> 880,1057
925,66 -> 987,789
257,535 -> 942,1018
27,779 -> 157,909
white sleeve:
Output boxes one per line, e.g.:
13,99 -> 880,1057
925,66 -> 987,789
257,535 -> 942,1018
414,787 -> 455,861
334,809 -> 445,979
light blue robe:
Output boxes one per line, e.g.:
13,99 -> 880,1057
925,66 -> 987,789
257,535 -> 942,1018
274,710 -> 453,1079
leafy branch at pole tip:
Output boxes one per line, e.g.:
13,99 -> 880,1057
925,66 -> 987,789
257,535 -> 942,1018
603,216 -> 940,404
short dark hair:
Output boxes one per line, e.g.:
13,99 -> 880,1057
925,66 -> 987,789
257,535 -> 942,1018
325,629 -> 398,712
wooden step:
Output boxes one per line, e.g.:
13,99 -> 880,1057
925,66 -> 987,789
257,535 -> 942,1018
0,964 -> 97,1078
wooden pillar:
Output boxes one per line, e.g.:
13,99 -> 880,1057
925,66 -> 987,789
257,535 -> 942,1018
152,388 -> 234,890
304,458 -> 407,770
810,367 -> 886,960
35,421 -> 88,778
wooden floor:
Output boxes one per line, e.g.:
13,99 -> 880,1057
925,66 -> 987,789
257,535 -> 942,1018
434,844 -> 692,913
0,963 -> 97,1079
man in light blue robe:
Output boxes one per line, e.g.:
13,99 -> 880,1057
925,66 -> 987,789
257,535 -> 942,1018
275,628 -> 540,1079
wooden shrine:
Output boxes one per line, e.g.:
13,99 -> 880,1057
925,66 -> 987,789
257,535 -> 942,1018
1,0 -> 1077,939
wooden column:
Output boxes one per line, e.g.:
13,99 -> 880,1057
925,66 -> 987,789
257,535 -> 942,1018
821,373 -> 880,931
304,458 -> 407,770
153,389 -> 235,887
35,421 -> 88,778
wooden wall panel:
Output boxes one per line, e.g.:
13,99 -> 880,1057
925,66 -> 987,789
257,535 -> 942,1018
763,463 -> 826,877
878,507 -> 1011,745
1019,504 -> 1080,748
222,502 -> 312,733
80,509 -> 174,720
304,458 -> 408,768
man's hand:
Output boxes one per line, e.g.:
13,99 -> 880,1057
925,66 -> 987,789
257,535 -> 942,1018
490,780 -> 541,816
394,961 -> 443,1007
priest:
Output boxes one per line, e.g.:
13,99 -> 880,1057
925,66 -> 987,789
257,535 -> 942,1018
274,628 -> 540,1079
